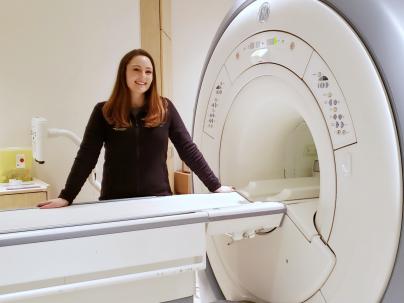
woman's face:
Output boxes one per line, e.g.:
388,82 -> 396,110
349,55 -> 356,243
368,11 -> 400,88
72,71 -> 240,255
126,55 -> 153,97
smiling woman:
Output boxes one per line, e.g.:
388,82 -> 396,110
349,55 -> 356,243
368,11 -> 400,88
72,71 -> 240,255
126,56 -> 154,98
103,49 -> 165,129
38,49 -> 233,209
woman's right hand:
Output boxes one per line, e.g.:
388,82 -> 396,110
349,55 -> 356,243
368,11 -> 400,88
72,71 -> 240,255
37,198 -> 69,209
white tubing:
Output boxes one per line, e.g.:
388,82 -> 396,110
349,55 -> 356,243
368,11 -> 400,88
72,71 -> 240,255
48,128 -> 101,192
48,128 -> 81,146
87,175 -> 101,192
0,263 -> 205,302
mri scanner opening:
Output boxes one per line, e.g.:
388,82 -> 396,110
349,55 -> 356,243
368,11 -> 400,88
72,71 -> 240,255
201,69 -> 338,303
220,75 -> 320,203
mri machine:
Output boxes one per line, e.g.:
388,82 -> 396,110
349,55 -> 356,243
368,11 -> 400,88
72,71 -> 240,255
192,0 -> 404,302
0,0 -> 403,303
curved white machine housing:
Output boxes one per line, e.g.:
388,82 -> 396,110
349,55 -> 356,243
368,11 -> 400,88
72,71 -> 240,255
193,0 -> 402,302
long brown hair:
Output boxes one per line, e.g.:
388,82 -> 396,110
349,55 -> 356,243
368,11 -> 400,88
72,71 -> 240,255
102,49 -> 167,128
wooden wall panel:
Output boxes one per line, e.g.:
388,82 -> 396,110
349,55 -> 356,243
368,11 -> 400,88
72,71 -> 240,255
140,0 -> 174,191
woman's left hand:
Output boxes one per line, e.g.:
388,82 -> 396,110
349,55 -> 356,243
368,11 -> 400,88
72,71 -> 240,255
214,185 -> 235,193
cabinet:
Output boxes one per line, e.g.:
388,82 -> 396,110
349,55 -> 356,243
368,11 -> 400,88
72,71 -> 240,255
0,180 -> 48,210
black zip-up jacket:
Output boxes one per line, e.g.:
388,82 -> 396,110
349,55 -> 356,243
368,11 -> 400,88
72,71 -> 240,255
59,99 -> 221,204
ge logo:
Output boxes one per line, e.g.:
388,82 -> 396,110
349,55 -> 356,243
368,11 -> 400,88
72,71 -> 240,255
258,2 -> 270,23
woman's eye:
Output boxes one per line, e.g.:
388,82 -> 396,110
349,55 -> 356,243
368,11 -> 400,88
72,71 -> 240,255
146,70 -> 152,74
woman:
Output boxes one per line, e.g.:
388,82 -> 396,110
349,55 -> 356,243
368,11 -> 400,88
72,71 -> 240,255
38,49 -> 232,208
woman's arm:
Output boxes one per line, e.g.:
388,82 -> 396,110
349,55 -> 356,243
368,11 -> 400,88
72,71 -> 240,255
167,99 -> 222,192
38,103 -> 106,208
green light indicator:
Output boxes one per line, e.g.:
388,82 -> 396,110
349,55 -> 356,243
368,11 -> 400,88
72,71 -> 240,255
267,37 -> 278,46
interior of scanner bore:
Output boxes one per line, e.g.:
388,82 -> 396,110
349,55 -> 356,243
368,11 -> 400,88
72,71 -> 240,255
209,73 -> 336,302
220,75 -> 320,204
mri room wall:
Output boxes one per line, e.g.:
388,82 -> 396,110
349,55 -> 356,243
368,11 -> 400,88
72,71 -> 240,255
0,0 -> 140,202
171,0 -> 235,169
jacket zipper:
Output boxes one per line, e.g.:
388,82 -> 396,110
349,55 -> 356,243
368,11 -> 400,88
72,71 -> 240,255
135,116 -> 140,195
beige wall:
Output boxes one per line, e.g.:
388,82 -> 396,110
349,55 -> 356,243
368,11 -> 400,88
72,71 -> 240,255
171,0 -> 234,170
0,0 -> 141,202
140,0 -> 162,94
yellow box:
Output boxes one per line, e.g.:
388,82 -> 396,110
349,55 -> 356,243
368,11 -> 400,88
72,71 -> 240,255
0,148 -> 33,183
